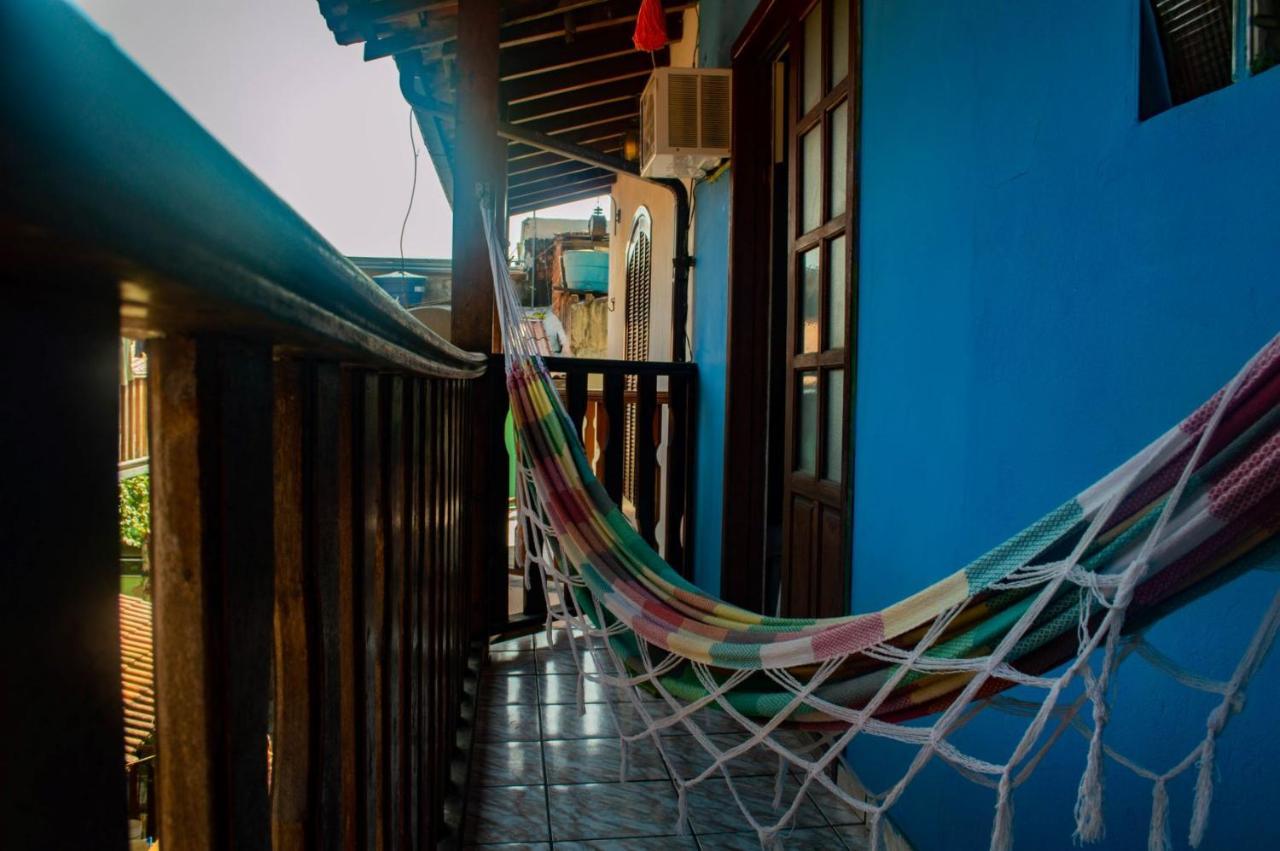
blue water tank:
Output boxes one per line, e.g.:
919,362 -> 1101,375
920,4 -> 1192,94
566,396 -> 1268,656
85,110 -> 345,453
561,250 -> 609,294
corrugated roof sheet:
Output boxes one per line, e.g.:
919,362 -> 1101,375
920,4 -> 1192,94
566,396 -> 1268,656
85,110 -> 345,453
119,593 -> 155,763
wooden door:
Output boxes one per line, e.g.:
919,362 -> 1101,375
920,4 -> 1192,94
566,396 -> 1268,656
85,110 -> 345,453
780,0 -> 856,618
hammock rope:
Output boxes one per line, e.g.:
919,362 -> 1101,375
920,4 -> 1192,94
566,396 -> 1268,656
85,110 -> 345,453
479,200 -> 1280,850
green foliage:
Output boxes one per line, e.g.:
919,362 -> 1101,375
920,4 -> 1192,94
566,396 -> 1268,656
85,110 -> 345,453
119,474 -> 150,549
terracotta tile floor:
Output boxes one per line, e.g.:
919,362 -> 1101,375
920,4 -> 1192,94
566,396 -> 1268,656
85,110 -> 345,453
464,631 -> 872,850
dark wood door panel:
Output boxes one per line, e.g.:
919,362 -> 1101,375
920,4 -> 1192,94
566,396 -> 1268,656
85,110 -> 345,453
818,503 -> 847,618
785,493 -> 816,616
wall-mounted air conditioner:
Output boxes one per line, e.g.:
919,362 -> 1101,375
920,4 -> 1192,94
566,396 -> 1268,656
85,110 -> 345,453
639,67 -> 731,179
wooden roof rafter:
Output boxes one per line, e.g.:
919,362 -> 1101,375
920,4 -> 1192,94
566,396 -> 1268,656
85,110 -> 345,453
506,74 -> 648,123
509,175 -> 617,215
508,145 -> 623,177
319,0 -> 693,212
499,18 -> 681,81
500,55 -> 655,105
505,119 -> 635,161
509,161 -> 606,194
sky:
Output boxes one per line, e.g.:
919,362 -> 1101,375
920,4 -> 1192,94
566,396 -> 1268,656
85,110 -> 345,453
75,0 -> 606,260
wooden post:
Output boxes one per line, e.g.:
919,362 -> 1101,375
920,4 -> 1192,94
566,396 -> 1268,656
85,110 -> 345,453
381,374 -> 406,851
272,357 -> 310,851
451,0 -> 505,352
2,283 -> 126,849
307,362 -> 349,851
453,0 -> 510,637
353,371 -> 386,851
335,369 -> 360,851
150,336 -> 275,850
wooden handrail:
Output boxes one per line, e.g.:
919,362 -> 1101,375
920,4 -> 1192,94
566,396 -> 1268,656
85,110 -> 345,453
1,0 -> 483,379
2,4 -> 491,849
542,355 -> 697,377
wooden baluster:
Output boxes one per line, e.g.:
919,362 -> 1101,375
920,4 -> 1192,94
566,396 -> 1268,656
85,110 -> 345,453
452,378 -> 468,739
442,380 -> 457,821
272,357 -> 310,851
5,286 -> 125,849
443,379 -> 457,839
566,369 -> 588,438
151,336 -> 275,850
303,361 -> 345,851
336,368 -> 359,850
354,371 -> 385,851
664,371 -> 693,577
382,376 -> 406,851
602,372 -> 625,504
406,378 -> 423,851
442,382 -> 456,756
418,380 -> 438,847
635,374 -> 659,547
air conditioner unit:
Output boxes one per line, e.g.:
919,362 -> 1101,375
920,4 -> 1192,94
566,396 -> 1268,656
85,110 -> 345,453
639,67 -> 731,179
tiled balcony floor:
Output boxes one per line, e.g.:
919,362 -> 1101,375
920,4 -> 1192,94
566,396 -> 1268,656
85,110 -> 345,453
465,631 -> 872,850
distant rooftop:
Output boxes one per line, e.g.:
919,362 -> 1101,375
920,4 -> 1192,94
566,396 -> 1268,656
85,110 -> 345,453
348,256 -> 451,278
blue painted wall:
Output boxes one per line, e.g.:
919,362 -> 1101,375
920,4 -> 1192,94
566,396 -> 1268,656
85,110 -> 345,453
850,2 -> 1280,849
690,0 -> 757,593
691,0 -> 1280,847
691,172 -> 731,593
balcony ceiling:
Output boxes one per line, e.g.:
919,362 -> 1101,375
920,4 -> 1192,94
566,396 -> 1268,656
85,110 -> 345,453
317,0 -> 691,214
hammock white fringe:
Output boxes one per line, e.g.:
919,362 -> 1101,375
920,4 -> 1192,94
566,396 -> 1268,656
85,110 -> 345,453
481,198 -> 1279,851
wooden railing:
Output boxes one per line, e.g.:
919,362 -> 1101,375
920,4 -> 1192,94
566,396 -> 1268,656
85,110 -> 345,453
119,372 -> 149,464
543,356 -> 697,577
3,4 -> 492,849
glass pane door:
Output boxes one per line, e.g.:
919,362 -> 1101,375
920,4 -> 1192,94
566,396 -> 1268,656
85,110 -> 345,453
781,0 -> 857,618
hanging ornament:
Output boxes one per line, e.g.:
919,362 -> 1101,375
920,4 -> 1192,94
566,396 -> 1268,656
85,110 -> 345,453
632,0 -> 668,53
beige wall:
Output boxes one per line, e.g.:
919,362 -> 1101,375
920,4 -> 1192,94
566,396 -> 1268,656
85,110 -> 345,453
607,174 -> 679,361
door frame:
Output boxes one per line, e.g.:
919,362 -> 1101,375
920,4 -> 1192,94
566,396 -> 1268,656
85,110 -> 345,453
720,0 -> 860,613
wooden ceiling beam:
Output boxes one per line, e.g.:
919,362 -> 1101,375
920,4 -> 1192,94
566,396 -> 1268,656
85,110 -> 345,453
508,148 -> 619,179
499,15 -> 681,81
509,161 -> 605,193
500,0 -> 611,27
507,150 -> 571,175
352,2 -> 690,60
499,54 -> 657,104
505,120 -> 633,161
511,183 -> 615,215
500,120 -> 637,176
508,175 -> 617,212
509,174 -> 615,206
501,4 -> 693,51
506,75 -> 647,124
515,105 -> 637,139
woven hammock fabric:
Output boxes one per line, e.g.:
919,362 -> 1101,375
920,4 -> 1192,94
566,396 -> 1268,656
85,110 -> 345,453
482,203 -> 1280,849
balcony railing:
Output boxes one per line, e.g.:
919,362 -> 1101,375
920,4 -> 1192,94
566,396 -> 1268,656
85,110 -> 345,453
4,3 -> 490,849
543,356 -> 697,577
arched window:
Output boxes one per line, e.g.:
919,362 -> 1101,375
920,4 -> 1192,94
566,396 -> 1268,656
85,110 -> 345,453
623,207 -> 653,364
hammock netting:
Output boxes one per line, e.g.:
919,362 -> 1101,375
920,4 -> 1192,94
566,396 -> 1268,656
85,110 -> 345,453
481,205 -> 1280,850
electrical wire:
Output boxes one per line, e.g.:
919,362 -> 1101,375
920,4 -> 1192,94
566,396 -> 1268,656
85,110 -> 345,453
400,107 -> 421,278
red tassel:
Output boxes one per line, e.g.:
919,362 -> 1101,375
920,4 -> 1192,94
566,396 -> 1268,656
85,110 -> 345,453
633,0 -> 668,52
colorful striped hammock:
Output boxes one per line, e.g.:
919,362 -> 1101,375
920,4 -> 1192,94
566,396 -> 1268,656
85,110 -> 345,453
482,204 -> 1280,850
